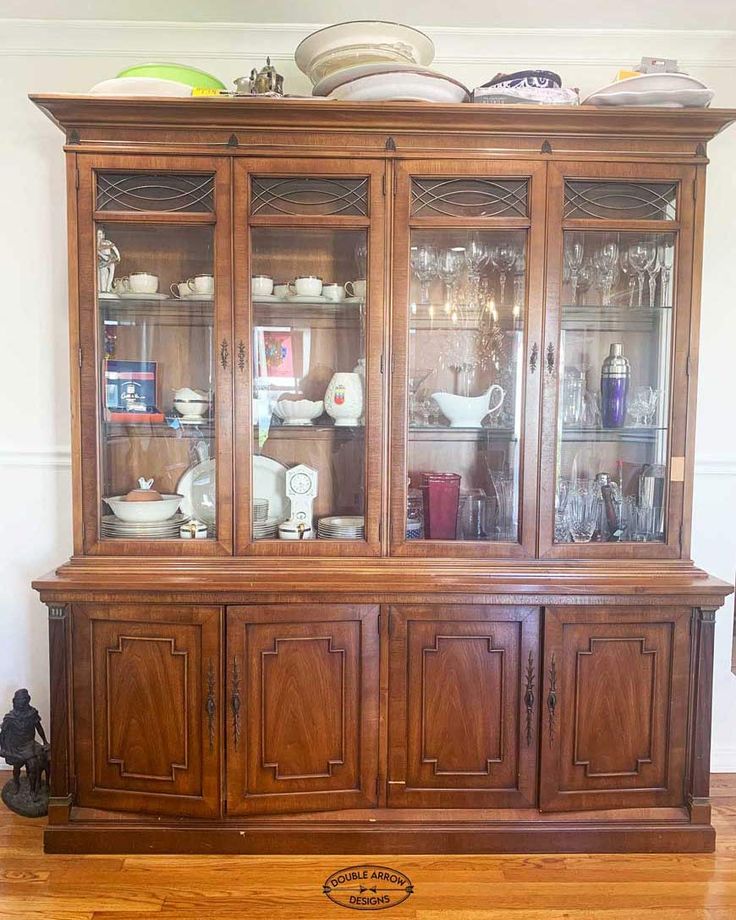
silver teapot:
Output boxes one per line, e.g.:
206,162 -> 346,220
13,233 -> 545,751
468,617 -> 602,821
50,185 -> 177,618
234,57 -> 284,96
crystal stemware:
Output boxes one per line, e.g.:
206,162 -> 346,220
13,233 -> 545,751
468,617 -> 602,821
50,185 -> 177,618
657,237 -> 674,307
464,235 -> 490,279
619,250 -> 637,308
564,234 -> 585,305
593,239 -> 619,307
566,480 -> 602,543
437,248 -> 465,311
410,244 -> 438,304
490,242 -> 518,305
628,240 -> 656,307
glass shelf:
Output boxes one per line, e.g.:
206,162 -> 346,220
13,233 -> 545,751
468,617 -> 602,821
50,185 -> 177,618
561,426 -> 667,443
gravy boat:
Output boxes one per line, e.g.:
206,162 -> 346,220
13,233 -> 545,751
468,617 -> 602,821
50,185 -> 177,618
432,384 -> 505,428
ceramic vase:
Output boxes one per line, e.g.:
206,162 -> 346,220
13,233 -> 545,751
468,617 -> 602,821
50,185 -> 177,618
325,372 -> 363,426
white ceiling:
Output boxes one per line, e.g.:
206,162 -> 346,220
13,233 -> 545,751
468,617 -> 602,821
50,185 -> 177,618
2,0 -> 736,30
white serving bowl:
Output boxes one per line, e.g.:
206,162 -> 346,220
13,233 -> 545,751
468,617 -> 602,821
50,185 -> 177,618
295,21 -> 435,86
328,70 -> 469,103
105,494 -> 183,523
273,399 -> 324,425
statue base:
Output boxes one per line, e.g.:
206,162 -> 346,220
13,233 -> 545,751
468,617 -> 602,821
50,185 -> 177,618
1,775 -> 49,818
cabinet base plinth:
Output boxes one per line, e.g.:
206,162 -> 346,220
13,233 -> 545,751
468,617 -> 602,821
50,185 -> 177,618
44,819 -> 715,855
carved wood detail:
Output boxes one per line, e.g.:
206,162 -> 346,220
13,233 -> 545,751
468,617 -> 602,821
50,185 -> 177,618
421,635 -> 504,775
524,649 -> 535,746
573,637 -> 657,778
106,635 -> 188,782
261,636 -> 346,780
547,654 -> 558,746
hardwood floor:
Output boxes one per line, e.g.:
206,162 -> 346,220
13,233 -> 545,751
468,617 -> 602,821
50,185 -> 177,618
1,776 -> 735,919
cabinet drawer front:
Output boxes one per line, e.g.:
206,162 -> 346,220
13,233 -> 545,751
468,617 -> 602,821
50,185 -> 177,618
540,606 -> 690,812
388,605 -> 539,808
226,605 -> 379,815
72,604 -> 221,818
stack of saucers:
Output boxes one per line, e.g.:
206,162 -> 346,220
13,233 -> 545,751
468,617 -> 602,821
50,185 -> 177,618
253,518 -> 279,539
317,515 -> 365,540
253,498 -> 269,523
101,513 -> 189,539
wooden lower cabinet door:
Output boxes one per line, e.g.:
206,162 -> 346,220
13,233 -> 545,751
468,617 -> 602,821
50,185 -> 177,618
388,605 -> 540,808
539,606 -> 691,812
72,604 -> 221,818
226,605 -> 379,815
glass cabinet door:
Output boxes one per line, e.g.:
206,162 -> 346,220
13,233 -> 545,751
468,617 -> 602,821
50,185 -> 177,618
76,157 -> 232,553
540,163 -> 696,557
390,161 -> 546,557
234,160 -> 385,555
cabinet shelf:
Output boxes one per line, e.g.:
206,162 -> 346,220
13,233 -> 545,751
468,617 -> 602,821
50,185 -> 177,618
562,306 -> 671,333
254,424 -> 364,440
104,420 -> 215,439
409,426 -> 517,442
561,425 -> 667,443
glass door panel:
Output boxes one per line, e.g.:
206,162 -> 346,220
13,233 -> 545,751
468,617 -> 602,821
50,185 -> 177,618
390,161 -> 546,558
407,228 -> 526,542
541,164 -> 694,558
250,227 -> 367,540
97,222 -> 218,541
234,160 -> 385,555
556,230 -> 674,545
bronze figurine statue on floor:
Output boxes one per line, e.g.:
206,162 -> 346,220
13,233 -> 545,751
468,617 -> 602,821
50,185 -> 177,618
0,689 -> 50,817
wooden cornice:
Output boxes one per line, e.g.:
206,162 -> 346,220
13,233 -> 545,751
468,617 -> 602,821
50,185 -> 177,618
30,94 -> 736,144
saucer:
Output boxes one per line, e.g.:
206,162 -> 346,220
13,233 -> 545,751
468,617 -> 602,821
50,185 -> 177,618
178,293 -> 213,301
287,294 -> 327,303
177,416 -> 211,426
344,296 -> 364,303
118,292 -> 170,300
253,293 -> 281,302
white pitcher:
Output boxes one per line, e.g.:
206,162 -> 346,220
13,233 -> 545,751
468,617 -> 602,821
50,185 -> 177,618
431,384 -> 505,428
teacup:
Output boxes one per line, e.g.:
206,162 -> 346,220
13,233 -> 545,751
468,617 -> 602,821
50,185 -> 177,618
322,282 -> 345,302
115,272 -> 159,294
187,274 -> 214,296
170,281 -> 190,299
289,276 -> 322,298
273,282 -> 289,299
252,275 -> 274,296
345,279 -> 367,300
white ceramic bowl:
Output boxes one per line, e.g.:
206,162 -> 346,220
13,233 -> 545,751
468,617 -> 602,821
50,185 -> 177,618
328,70 -> 469,103
105,494 -> 183,523
273,399 -> 324,425
173,399 -> 209,418
295,21 -> 435,86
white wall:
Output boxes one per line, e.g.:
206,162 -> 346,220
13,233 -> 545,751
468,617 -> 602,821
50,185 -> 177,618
1,19 -> 734,766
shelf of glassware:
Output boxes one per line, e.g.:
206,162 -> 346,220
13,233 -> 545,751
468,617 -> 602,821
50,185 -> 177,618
561,305 -> 671,333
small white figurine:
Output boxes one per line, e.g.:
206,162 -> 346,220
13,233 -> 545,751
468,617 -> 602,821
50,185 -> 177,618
97,227 -> 121,293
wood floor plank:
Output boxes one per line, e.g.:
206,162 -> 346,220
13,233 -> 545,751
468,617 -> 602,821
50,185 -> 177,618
0,774 -> 734,919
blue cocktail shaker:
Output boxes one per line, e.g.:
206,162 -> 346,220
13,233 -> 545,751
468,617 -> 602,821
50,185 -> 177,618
600,343 -> 630,428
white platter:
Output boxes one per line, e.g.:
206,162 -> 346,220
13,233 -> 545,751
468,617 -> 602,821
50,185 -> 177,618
295,21 -> 435,85
253,455 -> 288,522
328,70 -> 469,104
583,73 -> 713,107
117,292 -> 170,301
89,77 -> 193,97
177,458 -> 214,520
314,61 -> 439,97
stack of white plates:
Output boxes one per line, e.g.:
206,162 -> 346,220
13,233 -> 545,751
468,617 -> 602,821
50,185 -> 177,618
295,21 -> 468,103
101,513 -> 188,539
253,498 -> 269,522
253,518 -> 280,540
317,515 -> 365,540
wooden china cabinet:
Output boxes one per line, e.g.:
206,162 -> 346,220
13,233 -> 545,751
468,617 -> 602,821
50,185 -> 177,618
31,95 -> 734,854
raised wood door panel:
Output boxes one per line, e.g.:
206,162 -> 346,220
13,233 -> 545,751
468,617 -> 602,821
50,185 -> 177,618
539,160 -> 697,560
232,158 -> 386,557
75,153 -> 233,557
389,159 -> 547,559
226,605 -> 379,815
388,605 -> 540,808
540,606 -> 691,812
71,603 -> 221,817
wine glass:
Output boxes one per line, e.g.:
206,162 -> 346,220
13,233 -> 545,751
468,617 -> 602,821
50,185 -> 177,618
566,480 -> 602,543
658,238 -> 674,307
410,244 -> 438,304
464,235 -> 490,279
437,248 -> 465,311
564,234 -> 585,305
619,250 -> 637,308
628,240 -> 656,307
491,242 -> 519,305
593,239 -> 619,306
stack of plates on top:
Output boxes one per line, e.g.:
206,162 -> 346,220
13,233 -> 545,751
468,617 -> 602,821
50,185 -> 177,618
101,512 -> 189,539
89,63 -> 226,97
253,498 -> 269,523
296,21 -> 468,104
253,518 -> 280,540
317,515 -> 365,540
473,70 -> 579,106
582,73 -> 713,108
